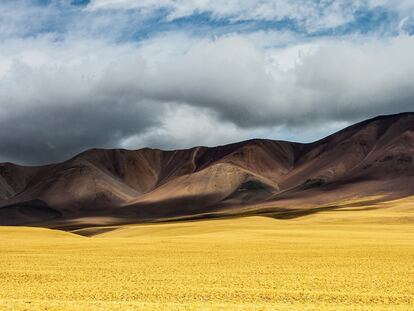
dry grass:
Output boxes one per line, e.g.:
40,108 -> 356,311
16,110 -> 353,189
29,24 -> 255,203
1,197 -> 414,310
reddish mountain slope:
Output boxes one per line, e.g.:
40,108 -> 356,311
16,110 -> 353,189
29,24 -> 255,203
0,112 -> 413,228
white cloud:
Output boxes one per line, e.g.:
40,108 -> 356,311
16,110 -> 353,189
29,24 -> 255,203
86,0 -> 414,32
120,104 -> 250,150
85,0 -> 360,31
0,1 -> 58,38
127,33 -> 414,125
368,0 -> 414,11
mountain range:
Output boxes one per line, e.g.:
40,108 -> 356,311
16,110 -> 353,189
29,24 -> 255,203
0,112 -> 413,230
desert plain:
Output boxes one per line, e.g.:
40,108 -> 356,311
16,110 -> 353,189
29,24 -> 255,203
1,196 -> 413,310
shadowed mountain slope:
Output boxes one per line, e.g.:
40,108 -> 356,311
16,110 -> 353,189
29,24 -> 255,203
0,112 -> 413,228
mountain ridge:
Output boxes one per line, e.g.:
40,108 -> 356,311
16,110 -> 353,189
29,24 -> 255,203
1,112 -> 413,228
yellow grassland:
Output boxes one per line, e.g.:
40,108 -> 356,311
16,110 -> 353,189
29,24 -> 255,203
1,196 -> 414,310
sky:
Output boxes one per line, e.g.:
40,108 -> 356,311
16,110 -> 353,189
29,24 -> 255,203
0,0 -> 413,165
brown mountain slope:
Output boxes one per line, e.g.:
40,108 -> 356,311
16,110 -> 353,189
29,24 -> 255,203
266,112 -> 414,207
0,112 -> 413,228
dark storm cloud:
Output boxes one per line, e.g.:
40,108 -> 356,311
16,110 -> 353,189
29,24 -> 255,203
0,40 -> 164,164
0,99 -> 160,164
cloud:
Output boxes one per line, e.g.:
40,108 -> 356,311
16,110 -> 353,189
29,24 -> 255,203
121,104 -> 351,150
120,104 -> 251,150
1,31 -> 413,165
0,37 -> 163,164
0,1 -> 413,165
86,0 -> 414,32
0,1 -> 59,38
86,0 -> 357,31
134,33 -> 414,126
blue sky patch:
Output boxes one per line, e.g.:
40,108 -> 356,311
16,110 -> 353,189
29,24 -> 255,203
5,0 -> 410,42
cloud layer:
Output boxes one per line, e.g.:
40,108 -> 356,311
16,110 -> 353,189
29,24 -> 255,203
0,1 -> 413,164
86,0 -> 414,31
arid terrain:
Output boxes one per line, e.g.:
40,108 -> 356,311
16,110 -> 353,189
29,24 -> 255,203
1,196 -> 413,310
1,112 -> 413,310
1,0 -> 413,309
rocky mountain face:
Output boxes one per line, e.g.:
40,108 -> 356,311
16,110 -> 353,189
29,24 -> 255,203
1,112 -> 413,228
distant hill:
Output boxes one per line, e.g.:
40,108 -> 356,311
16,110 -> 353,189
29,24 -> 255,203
1,112 -> 413,229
